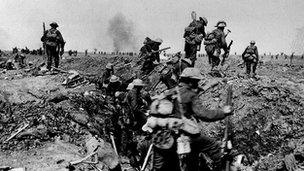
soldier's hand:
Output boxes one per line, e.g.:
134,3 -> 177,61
223,105 -> 233,115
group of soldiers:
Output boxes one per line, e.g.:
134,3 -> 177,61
39,14 -> 259,170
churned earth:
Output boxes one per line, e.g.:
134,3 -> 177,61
0,52 -> 304,170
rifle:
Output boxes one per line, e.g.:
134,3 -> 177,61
42,22 -> 46,61
221,40 -> 233,66
221,85 -> 233,171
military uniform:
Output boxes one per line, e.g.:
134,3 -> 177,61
204,21 -> 228,70
242,41 -> 259,77
41,22 -> 65,70
184,17 -> 207,67
141,68 -> 232,171
139,37 -> 156,76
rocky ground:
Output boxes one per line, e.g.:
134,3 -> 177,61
0,52 -> 304,170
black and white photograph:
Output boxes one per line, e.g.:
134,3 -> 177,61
0,0 -> 304,170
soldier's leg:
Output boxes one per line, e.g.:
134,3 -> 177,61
252,61 -> 258,75
245,61 -> 251,75
189,45 -> 197,67
46,46 -> 53,70
54,49 -> 60,68
191,134 -> 222,169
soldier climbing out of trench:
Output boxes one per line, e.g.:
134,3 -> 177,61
88,62 -> 114,91
241,40 -> 259,78
204,20 -> 229,73
137,68 -> 234,171
184,11 -> 208,67
41,22 -> 65,72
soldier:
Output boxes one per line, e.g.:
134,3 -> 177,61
139,37 -> 155,75
126,79 -> 150,129
204,21 -> 229,72
290,52 -> 295,65
184,12 -> 208,67
241,40 -> 259,78
41,22 -> 65,71
141,68 -> 233,171
88,63 -> 114,90
151,38 -> 163,63
107,75 -> 123,97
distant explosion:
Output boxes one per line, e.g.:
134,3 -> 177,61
107,13 -> 137,52
291,27 -> 304,55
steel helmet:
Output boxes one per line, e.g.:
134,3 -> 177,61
250,40 -> 256,44
106,63 -> 113,69
132,79 -> 145,86
154,38 -> 163,44
126,83 -> 134,90
215,20 -> 226,28
50,22 -> 59,28
109,75 -> 120,83
199,17 -> 208,26
143,37 -> 152,44
180,67 -> 203,80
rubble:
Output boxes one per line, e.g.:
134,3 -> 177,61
1,53 -> 304,170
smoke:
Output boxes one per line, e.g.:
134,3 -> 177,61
107,13 -> 138,52
291,27 -> 304,55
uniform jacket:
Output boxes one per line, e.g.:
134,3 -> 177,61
41,28 -> 65,47
173,83 -> 226,122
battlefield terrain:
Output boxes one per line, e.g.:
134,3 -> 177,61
0,52 -> 304,170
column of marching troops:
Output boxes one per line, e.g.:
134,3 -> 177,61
38,12 -> 302,171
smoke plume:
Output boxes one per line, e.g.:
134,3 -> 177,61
291,27 -> 304,55
107,13 -> 138,52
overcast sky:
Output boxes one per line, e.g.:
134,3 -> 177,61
0,0 -> 303,54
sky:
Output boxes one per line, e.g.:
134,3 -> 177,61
0,0 -> 303,54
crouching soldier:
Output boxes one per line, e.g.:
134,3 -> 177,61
242,40 -> 259,78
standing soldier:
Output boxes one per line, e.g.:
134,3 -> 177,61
184,11 -> 208,67
290,52 -> 295,65
41,22 -> 65,71
204,21 -> 229,72
241,40 -> 259,78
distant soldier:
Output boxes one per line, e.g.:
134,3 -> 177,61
41,22 -> 65,71
85,49 -> 88,56
184,11 -> 207,66
204,20 -> 229,71
242,40 -> 259,78
290,52 -> 295,65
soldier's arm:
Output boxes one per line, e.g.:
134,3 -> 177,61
192,96 -> 226,122
255,47 -> 259,59
221,34 -> 228,51
56,31 -> 65,45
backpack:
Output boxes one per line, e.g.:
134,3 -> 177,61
45,29 -> 59,46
